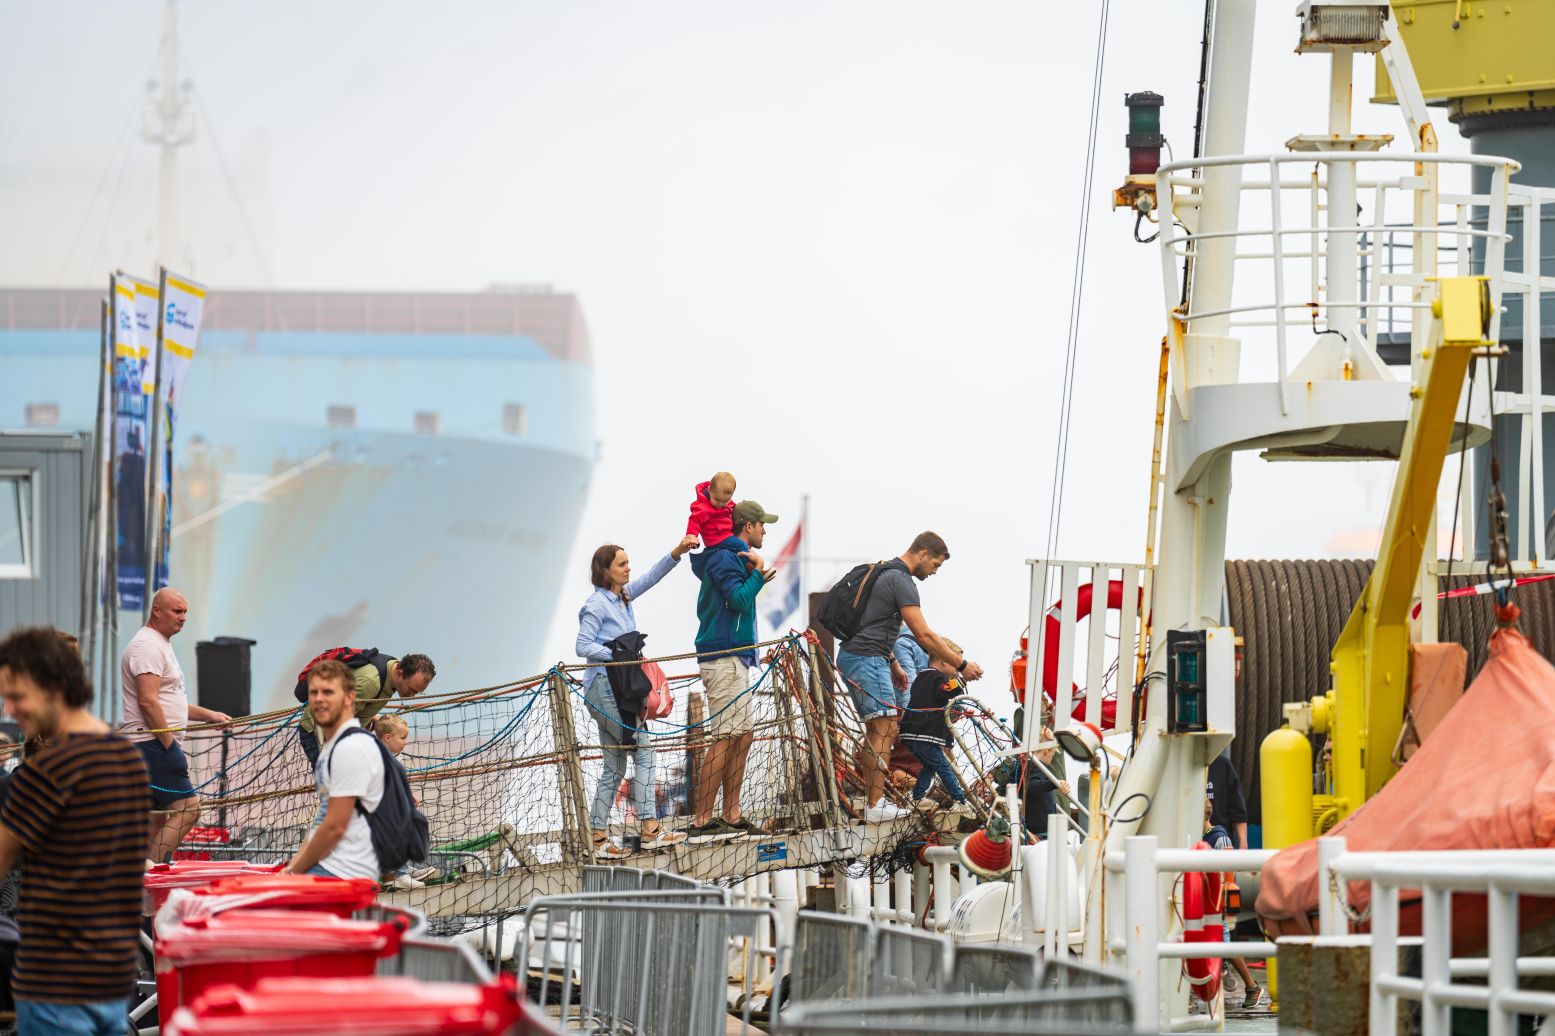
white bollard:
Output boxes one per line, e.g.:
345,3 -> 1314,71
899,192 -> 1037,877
844,872 -> 871,918
1318,836 -> 1347,937
894,868 -> 913,925
931,854 -> 955,929
1125,834 -> 1160,1034
772,869 -> 799,952
872,868 -> 891,924
1046,812 -> 1064,959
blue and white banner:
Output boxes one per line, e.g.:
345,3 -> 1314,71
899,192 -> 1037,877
761,521 -> 804,634
150,273 -> 207,599
111,275 -> 155,610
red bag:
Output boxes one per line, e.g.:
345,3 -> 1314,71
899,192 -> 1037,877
640,661 -> 673,720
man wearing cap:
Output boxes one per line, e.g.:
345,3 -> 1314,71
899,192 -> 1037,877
687,500 -> 777,842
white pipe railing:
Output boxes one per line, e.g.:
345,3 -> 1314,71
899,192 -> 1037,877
1111,834 -> 1555,1036
1326,838 -> 1555,1036
1108,835 -> 1277,1032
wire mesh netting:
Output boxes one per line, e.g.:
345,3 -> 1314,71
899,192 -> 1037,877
166,634 -> 1024,932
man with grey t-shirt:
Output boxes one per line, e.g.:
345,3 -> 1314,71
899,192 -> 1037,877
835,531 -> 984,822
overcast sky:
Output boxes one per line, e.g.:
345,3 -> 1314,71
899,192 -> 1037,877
0,1 -> 1473,699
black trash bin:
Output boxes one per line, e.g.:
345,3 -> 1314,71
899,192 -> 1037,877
195,636 -> 257,719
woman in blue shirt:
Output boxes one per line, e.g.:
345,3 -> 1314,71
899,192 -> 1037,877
576,535 -> 698,856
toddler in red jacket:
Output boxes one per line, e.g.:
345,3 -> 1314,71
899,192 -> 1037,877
687,471 -> 737,545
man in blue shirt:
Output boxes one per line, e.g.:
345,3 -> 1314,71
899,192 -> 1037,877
688,501 -> 776,842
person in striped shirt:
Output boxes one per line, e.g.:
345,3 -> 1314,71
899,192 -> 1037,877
0,627 -> 150,1036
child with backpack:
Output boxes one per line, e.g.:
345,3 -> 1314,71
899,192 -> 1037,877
898,638 -> 974,812
374,715 -> 440,890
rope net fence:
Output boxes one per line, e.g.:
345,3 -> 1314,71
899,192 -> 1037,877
164,633 -> 1021,932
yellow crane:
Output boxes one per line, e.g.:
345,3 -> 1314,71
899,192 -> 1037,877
1262,276 -> 1496,847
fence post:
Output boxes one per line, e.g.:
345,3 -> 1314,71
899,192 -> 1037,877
547,670 -> 592,867
1487,883 -> 1518,1036
1370,880 -> 1399,1036
1125,834 -> 1159,1034
1318,836 -> 1347,936
1421,884 -> 1452,1036
805,642 -> 848,830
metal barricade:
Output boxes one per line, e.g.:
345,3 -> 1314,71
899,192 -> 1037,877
355,902 -> 428,938
868,925 -> 951,998
378,936 -> 494,984
787,912 -> 872,1007
521,890 -> 776,1035
948,942 -> 1040,995
779,987 -> 1137,1035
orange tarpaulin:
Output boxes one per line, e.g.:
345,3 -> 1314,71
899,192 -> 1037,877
1257,628 -> 1555,949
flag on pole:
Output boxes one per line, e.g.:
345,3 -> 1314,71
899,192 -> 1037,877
761,520 -> 804,634
111,276 -> 154,609
150,273 -> 207,596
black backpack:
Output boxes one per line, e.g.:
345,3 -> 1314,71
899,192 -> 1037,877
816,559 -> 908,642
324,727 -> 431,874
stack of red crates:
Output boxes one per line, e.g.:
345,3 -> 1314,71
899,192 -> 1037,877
145,863 -> 554,1035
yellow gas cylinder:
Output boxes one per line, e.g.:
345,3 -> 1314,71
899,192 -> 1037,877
1259,725 -> 1315,1009
1260,726 -> 1314,851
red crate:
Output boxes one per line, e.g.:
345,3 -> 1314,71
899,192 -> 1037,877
164,975 -> 549,1035
192,873 -> 380,918
144,861 -> 285,915
172,826 -> 233,862
155,909 -> 404,1028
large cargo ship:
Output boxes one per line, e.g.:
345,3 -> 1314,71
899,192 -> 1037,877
0,285 -> 595,708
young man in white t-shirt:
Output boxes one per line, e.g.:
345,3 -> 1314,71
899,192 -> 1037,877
284,658 -> 384,880
119,587 -> 231,862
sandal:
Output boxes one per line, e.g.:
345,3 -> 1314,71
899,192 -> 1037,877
640,825 -> 686,850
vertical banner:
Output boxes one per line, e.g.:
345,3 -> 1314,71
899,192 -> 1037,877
150,273 -> 207,596
111,276 -> 154,610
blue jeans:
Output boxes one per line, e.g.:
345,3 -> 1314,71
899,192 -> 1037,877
306,863 -> 337,877
837,650 -> 899,721
585,674 -> 656,829
16,998 -> 129,1036
907,740 -> 965,802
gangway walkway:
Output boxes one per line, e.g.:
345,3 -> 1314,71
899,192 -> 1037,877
160,634 -> 1011,922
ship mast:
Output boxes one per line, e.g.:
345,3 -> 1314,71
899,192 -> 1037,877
144,0 -> 195,271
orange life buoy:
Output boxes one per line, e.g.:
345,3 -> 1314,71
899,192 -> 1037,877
1182,841 -> 1224,1004
1009,578 -> 1142,729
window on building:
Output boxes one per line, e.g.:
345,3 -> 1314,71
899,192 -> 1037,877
24,403 -> 58,428
414,411 -> 441,436
502,403 -> 527,437
0,471 -> 36,579
327,405 -> 357,430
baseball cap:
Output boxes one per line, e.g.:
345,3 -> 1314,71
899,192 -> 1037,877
732,500 -> 779,526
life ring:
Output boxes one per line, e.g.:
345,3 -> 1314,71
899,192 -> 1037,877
1009,578 -> 1141,729
1182,841 -> 1224,1004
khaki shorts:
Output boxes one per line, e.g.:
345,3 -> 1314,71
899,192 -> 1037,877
699,657 -> 753,739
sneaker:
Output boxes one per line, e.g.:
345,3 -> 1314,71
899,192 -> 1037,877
950,801 -> 977,817
911,798 -> 936,813
408,866 -> 440,882
864,801 -> 911,823
390,873 -> 426,890
591,837 -> 630,859
721,817 -> 759,836
686,820 -> 740,844
640,828 -> 687,849
1242,984 -> 1264,1010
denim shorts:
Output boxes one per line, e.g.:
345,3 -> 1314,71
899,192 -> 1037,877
836,650 -> 901,721
137,738 -> 196,808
